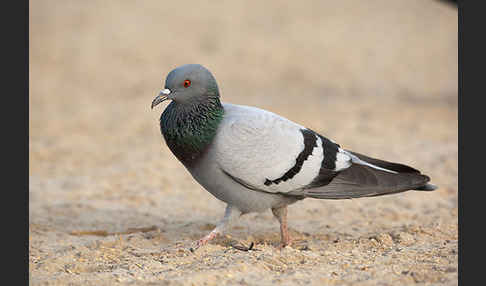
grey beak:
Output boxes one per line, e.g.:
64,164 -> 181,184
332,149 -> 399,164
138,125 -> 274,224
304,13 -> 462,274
151,89 -> 171,109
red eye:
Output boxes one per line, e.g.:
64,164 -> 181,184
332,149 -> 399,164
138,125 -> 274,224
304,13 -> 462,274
183,79 -> 191,88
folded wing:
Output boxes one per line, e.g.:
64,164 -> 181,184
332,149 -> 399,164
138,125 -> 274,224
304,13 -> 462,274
214,103 -> 434,199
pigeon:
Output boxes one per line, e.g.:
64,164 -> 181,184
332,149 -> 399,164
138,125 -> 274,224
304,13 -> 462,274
151,64 -> 437,249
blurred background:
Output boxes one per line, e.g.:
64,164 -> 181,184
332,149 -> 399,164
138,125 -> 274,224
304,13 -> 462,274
29,0 -> 457,183
29,0 -> 457,285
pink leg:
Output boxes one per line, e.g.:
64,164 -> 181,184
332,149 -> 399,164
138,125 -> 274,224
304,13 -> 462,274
195,230 -> 219,248
272,206 -> 291,248
192,205 -> 241,250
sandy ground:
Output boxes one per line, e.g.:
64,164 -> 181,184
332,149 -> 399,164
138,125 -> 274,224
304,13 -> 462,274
29,0 -> 458,285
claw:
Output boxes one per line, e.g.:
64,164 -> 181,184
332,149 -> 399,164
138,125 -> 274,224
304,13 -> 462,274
189,205 -> 241,252
190,231 -> 220,252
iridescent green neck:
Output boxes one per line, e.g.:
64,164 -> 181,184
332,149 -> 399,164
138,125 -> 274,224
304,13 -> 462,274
160,97 -> 224,167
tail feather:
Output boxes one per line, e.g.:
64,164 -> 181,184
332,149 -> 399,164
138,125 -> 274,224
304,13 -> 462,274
345,150 -> 421,174
415,183 -> 438,191
302,154 -> 437,199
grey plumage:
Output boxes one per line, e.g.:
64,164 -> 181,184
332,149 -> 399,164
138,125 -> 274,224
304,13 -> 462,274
151,64 -> 437,249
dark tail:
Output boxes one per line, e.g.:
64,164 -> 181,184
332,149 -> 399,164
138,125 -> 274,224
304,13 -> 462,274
415,183 -> 438,191
302,151 -> 437,199
348,151 -> 438,191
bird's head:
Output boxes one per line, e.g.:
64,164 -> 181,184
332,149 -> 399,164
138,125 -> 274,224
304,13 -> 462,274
151,64 -> 220,109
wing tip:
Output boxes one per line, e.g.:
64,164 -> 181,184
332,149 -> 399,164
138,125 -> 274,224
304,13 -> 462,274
415,183 -> 438,191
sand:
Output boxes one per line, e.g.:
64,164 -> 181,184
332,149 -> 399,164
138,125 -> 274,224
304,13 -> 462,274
29,1 -> 458,285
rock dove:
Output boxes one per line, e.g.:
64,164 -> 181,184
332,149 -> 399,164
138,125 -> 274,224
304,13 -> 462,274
151,64 -> 437,249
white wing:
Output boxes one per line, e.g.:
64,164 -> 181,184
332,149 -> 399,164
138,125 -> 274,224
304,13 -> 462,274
212,103 -> 352,194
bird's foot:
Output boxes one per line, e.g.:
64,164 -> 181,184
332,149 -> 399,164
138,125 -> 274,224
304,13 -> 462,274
278,237 -> 292,249
190,231 -> 220,252
189,205 -> 241,252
